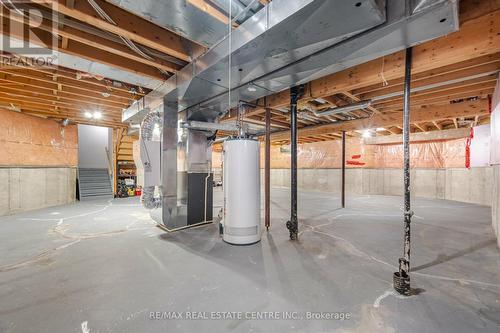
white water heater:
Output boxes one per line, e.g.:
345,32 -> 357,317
223,138 -> 261,245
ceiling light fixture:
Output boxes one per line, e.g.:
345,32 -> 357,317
93,111 -> 102,119
84,111 -> 93,118
362,130 -> 372,138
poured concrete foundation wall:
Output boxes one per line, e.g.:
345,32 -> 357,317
492,165 -> 500,247
0,110 -> 78,216
0,168 -> 76,216
266,167 -> 492,206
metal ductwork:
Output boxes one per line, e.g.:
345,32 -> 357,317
412,0 -> 447,13
174,0 -> 386,118
187,0 -> 458,116
208,0 -> 262,24
180,120 -> 247,133
125,0 -> 459,231
148,91 -> 214,231
107,0 -> 264,47
123,0 -> 388,120
123,0 -> 459,122
139,109 -> 163,210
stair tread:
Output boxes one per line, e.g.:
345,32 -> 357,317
78,168 -> 113,200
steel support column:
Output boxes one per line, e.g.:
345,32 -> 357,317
265,106 -> 271,231
393,47 -> 413,295
286,86 -> 303,240
341,131 -> 346,208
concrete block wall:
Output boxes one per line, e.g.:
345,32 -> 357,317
0,167 -> 76,216
267,167 -> 492,206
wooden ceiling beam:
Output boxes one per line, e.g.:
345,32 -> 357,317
474,115 -> 480,126
0,84 -> 128,109
372,79 -> 497,107
413,123 -> 427,132
32,0 -> 202,61
0,96 -> 121,121
459,0 -> 500,23
0,107 -> 126,128
2,8 -> 181,74
341,90 -> 381,114
0,68 -> 136,101
0,90 -> 118,112
4,57 -> 145,96
62,38 -> 165,80
357,62 -> 500,101
0,76 -> 131,107
365,127 -> 471,144
242,116 -> 289,129
352,53 -> 500,96
264,9 -> 500,112
0,16 -> 166,80
270,99 -> 489,141
373,83 -> 495,110
385,127 -> 400,135
432,121 -> 443,130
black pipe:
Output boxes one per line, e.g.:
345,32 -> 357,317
265,106 -> 271,231
341,131 -> 346,208
286,86 -> 302,240
393,47 -> 413,296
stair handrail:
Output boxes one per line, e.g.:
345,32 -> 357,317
104,147 -> 113,184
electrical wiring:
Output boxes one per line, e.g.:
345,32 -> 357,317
86,0 -> 172,76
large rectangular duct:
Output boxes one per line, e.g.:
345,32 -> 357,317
138,0 -> 459,230
123,0 -> 459,123
190,0 -> 459,115
175,0 -> 386,114
124,0 -> 387,123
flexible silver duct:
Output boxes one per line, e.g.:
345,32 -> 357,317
140,110 -> 162,210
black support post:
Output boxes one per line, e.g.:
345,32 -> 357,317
286,86 -> 302,240
265,106 -> 271,231
341,131 -> 346,208
393,47 -> 413,296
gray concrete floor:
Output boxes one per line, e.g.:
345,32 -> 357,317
0,188 -> 499,333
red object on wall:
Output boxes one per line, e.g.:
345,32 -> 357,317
351,154 -> 362,159
346,160 -> 366,166
465,127 -> 474,169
